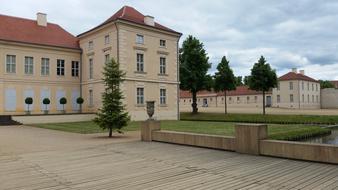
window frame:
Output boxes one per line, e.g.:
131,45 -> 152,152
290,94 -> 294,103
89,89 -> 93,107
88,41 -> 94,50
136,34 -> 144,44
136,53 -> 144,72
136,87 -> 144,105
6,55 -> 16,74
24,56 -> 34,75
160,57 -> 166,74
104,35 -> 110,45
89,58 -> 93,79
71,61 -> 79,77
160,39 -> 166,47
41,58 -> 50,76
56,59 -> 65,76
160,89 -> 166,105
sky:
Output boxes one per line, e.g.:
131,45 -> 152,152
1,0 -> 338,80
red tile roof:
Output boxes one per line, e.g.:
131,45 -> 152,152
330,81 -> 338,88
180,86 -> 271,98
279,72 -> 318,82
78,6 -> 181,37
0,14 -> 79,49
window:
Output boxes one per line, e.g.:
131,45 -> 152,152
247,96 -> 250,101
289,82 -> 293,90
89,90 -> 93,107
24,56 -> 34,74
71,61 -> 79,77
316,84 -> 318,91
312,83 -> 314,91
57,59 -> 65,76
237,97 -> 240,101
277,82 -> 280,91
312,95 -> 314,103
316,95 -> 319,103
302,94 -> 304,103
41,58 -> 50,76
136,34 -> 144,44
104,35 -> 110,45
105,54 -> 110,64
137,88 -> 144,105
290,94 -> 294,103
160,89 -> 166,105
160,57 -> 166,74
302,81 -> 304,90
160,39 -> 166,47
136,53 -> 144,72
88,41 -> 93,50
254,96 -> 258,103
307,82 -> 309,90
277,95 -> 281,103
307,94 -> 310,103
89,58 -> 93,79
6,55 -> 16,73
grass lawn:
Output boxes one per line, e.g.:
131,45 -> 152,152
30,120 -> 330,141
181,112 -> 338,125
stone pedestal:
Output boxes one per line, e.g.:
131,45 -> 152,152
141,120 -> 160,142
235,124 -> 268,155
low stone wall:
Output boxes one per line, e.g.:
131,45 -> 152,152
260,140 -> 338,164
141,121 -> 338,164
13,114 -> 96,124
152,130 -> 235,151
321,88 -> 338,109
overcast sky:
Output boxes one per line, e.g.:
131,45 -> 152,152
1,0 -> 338,80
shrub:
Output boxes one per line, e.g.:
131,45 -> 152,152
76,97 -> 84,105
43,98 -> 50,113
59,97 -> 67,112
25,97 -> 33,113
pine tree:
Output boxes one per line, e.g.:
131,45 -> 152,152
214,56 -> 236,114
93,58 -> 130,137
180,35 -> 211,114
248,56 -> 277,115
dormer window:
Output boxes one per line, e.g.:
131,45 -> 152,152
160,39 -> 166,47
88,41 -> 94,50
136,34 -> 144,44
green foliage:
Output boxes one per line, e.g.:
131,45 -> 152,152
214,56 -> 236,114
248,56 -> 277,114
181,112 -> 338,125
42,98 -> 50,105
59,97 -> 67,105
179,35 -> 211,113
25,97 -> 33,105
93,58 -> 130,137
76,97 -> 84,105
235,76 -> 243,86
243,76 -> 250,86
319,80 -> 335,89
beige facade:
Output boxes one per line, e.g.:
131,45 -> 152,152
321,88 -> 338,109
272,79 -> 320,109
0,41 -> 81,114
0,6 -> 181,120
78,14 -> 181,121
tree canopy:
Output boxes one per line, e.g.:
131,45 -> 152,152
180,35 -> 211,113
319,80 -> 335,89
248,56 -> 277,115
214,56 -> 236,114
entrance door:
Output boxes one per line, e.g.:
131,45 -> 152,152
266,96 -> 272,107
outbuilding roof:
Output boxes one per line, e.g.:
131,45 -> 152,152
0,14 -> 79,49
279,72 -> 318,82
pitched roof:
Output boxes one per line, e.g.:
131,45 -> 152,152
78,6 -> 181,37
180,86 -> 271,98
279,72 -> 318,82
0,14 -> 79,49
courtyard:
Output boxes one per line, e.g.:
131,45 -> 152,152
0,125 -> 337,189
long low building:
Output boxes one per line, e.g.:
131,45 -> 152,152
180,86 -> 272,108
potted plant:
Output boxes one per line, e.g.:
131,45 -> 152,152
42,98 -> 50,114
25,97 -> 33,115
59,97 -> 67,114
76,97 -> 84,113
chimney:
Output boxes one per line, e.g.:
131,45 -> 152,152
291,68 -> 297,73
37,12 -> 47,27
299,70 -> 305,75
144,15 -> 155,26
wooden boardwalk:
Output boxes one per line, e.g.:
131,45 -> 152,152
0,126 -> 337,189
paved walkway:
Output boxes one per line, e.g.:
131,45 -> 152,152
0,126 -> 337,189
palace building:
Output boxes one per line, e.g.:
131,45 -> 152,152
0,6 -> 181,120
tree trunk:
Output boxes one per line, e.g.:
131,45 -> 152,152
262,91 -> 266,115
224,90 -> 227,114
109,127 -> 113,138
192,91 -> 198,114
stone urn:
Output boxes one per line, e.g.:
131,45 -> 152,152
146,101 -> 155,120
